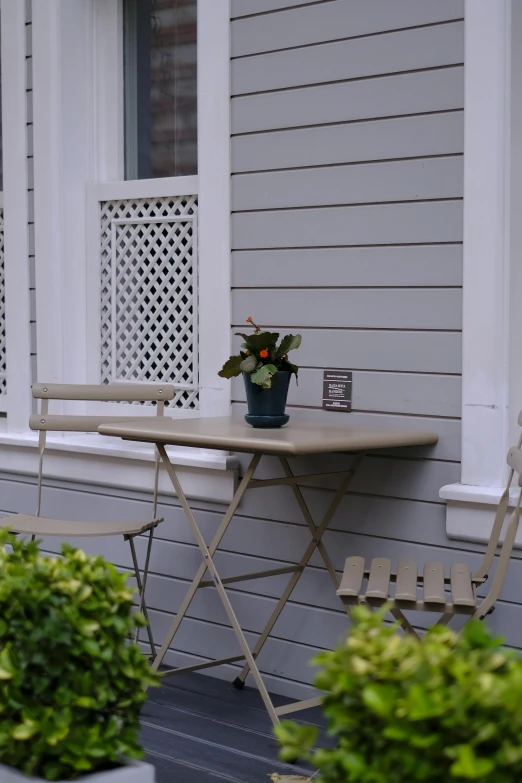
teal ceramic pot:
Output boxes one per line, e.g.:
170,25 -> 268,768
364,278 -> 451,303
243,370 -> 290,428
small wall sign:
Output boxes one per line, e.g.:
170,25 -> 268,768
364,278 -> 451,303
322,370 -> 352,411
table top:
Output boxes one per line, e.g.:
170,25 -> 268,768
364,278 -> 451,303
98,416 -> 438,456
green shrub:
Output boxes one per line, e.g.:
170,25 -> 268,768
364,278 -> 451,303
276,606 -> 522,782
0,530 -> 159,780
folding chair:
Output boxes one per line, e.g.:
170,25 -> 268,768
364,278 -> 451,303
337,430 -> 522,636
0,382 -> 175,658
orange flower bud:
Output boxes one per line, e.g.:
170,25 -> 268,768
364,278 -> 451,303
260,349 -> 269,358
246,317 -> 253,323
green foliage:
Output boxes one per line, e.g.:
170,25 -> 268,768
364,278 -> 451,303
0,530 -> 159,781
276,606 -> 522,783
218,318 -> 302,388
250,364 -> 278,389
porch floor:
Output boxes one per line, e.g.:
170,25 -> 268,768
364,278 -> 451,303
141,672 -> 319,783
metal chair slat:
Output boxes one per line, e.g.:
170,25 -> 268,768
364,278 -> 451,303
423,561 -> 446,604
395,559 -> 418,602
338,556 -> 365,597
450,563 -> 476,607
366,558 -> 391,600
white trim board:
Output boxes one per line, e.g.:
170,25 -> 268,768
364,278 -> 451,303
0,0 -> 33,431
441,0 -> 522,541
0,433 -> 238,504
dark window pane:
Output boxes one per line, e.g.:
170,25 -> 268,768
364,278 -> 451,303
124,0 -> 197,180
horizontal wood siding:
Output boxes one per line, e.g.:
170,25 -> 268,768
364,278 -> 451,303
7,0 -> 519,707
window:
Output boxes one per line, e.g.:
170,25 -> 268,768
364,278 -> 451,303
123,0 -> 198,180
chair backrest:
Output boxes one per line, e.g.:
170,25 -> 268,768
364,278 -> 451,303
475,422 -> 522,613
29,383 -> 176,518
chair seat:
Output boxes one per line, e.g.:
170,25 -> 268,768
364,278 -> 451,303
337,556 -> 479,614
1,514 -> 163,538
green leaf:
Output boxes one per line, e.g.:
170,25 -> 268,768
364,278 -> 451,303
239,354 -> 257,373
238,331 -> 279,353
450,745 -> 495,779
218,355 -> 243,379
250,364 -> 278,388
277,333 -> 302,357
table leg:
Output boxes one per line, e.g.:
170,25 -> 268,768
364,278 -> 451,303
150,449 -> 261,671
233,452 -> 364,689
151,447 -> 281,723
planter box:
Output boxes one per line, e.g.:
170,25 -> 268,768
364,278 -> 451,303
0,759 -> 155,783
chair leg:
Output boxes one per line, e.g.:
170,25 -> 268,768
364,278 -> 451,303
128,531 -> 156,659
389,607 -> 420,638
435,613 -> 453,627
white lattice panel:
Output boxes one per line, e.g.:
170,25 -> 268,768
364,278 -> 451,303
100,196 -> 198,408
0,206 -> 6,401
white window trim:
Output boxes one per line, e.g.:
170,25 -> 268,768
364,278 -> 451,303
440,0 -> 522,543
1,0 -> 237,501
0,0 -> 33,431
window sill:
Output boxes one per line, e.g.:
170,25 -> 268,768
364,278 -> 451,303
440,482 -> 522,547
0,432 -> 239,504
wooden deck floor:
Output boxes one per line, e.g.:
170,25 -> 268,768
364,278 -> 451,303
141,673 -> 319,783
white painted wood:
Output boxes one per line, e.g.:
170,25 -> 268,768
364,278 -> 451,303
0,759 -> 155,783
32,0 -> 96,391
232,67 -> 464,134
92,0 -> 124,181
232,246 -> 463,287
508,1 -> 522,451
0,432 -> 237,503
0,0 -> 33,430
231,0 -> 465,57
232,288 -> 462,330
232,112 -> 464,173
461,0 -> 510,488
232,201 -> 463,248
232,157 -> 464,210
232,22 -> 464,95
232,328 -> 462,374
197,0 -> 232,418
94,176 -> 199,201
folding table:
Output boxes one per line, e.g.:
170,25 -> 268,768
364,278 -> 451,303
98,416 -> 438,724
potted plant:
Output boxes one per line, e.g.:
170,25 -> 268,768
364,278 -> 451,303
0,530 -> 159,782
276,605 -> 522,782
218,317 -> 302,427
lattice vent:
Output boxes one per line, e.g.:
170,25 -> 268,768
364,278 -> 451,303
100,196 -> 198,408
0,206 -> 6,398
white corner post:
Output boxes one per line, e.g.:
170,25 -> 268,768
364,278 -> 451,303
197,0 -> 232,417
1,0 -> 33,431
32,0 -> 96,389
440,0 -> 522,542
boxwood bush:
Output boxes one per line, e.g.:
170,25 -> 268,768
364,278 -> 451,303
0,530 -> 158,781
276,606 -> 522,782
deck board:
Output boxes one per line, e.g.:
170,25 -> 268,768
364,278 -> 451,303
141,673 -> 319,782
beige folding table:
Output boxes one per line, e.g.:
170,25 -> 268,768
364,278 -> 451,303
98,416 -> 437,724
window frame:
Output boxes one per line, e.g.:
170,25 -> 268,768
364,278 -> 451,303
33,0 -> 231,417
0,0 -> 237,502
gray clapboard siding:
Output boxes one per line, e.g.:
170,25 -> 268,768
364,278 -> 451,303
231,0 -> 327,18
232,112 -> 464,173
231,0 -> 464,57
232,22 -> 464,95
232,288 -> 462,330
232,201 -> 463,248
233,328 -> 462,373
232,157 -> 463,211
232,67 -> 464,134
232,246 -> 463,287
232,368 -> 461,417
